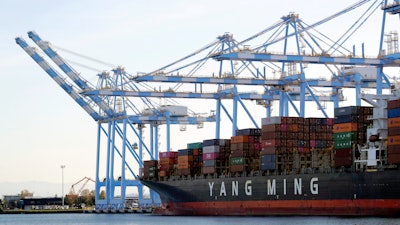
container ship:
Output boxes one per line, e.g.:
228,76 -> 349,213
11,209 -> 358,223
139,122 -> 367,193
140,96 -> 400,216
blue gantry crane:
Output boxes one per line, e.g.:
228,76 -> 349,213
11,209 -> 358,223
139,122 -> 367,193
16,33 -> 215,211
16,0 -> 400,212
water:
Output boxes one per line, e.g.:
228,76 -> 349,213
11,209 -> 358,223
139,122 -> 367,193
0,214 -> 399,225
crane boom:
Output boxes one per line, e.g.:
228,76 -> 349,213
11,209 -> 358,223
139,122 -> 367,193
15,37 -> 100,121
27,31 -> 116,118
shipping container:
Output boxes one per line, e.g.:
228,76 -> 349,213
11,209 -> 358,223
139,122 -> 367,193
230,164 -> 246,173
388,99 -> 400,109
334,140 -> 355,149
261,154 -> 276,171
203,152 -> 220,160
230,157 -> 245,165
334,106 -> 368,116
335,148 -> 352,157
334,115 -> 360,124
202,166 -> 217,174
388,117 -> 400,128
388,127 -> 400,136
236,128 -> 262,136
387,145 -> 400,154
334,157 -> 352,167
187,142 -> 203,149
333,132 -> 357,141
203,139 -> 228,147
261,116 -> 282,125
203,160 -> 217,167
388,136 -> 400,146
203,145 -> 220,154
178,149 -> 193,156
230,149 -> 249,157
231,135 -> 250,144
159,151 -> 178,159
388,108 -> 400,118
333,123 -> 359,133
388,153 -> 400,164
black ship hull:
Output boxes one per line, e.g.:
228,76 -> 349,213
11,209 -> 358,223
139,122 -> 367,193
141,170 -> 400,216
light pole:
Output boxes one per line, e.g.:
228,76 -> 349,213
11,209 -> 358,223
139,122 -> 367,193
61,165 -> 65,208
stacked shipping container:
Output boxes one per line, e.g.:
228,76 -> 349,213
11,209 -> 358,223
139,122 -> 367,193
261,117 -> 333,172
177,143 -> 203,176
143,160 -> 158,179
202,139 -> 230,174
387,99 -> 400,164
158,151 -> 178,179
333,106 -> 373,167
230,129 -> 262,173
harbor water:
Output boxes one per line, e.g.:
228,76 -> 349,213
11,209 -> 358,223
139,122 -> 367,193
0,213 -> 399,225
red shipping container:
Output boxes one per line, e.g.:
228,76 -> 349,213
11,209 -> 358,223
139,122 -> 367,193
388,145 -> 400,154
159,164 -> 174,171
388,127 -> 400,136
159,151 -> 178,159
335,148 -> 352,157
160,158 -> 175,165
262,124 -> 281,132
203,152 -> 219,160
230,164 -> 246,173
254,142 -> 262,151
261,147 -> 276,155
202,166 -> 216,174
335,157 -> 352,167
310,140 -> 316,148
262,139 -> 277,147
388,153 -> 400,164
388,99 -> 400,109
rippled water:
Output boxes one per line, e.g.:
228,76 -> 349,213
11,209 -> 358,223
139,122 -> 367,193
0,213 -> 399,225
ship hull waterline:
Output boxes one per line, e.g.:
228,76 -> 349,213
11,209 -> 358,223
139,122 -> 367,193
153,199 -> 400,216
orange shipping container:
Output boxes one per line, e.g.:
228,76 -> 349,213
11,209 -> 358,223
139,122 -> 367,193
333,123 -> 358,133
231,135 -> 249,144
160,158 -> 175,165
388,135 -> 400,146
388,117 -> 400,128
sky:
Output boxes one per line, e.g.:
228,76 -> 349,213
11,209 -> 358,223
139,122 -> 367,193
0,0 -> 398,197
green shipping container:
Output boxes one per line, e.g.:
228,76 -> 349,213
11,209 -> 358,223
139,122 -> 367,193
333,132 -> 357,141
230,157 -> 244,165
334,140 -> 354,149
187,142 -> 203,149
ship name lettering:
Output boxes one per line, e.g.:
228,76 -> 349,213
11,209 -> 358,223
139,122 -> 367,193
220,181 -> 226,196
232,181 -> 238,196
294,178 -> 302,195
267,179 -> 276,195
310,177 -> 318,194
245,180 -> 252,196
265,177 -> 319,196
208,182 -> 214,196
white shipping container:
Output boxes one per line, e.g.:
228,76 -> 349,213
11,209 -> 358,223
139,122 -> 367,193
203,145 -> 220,153
262,116 -> 282,125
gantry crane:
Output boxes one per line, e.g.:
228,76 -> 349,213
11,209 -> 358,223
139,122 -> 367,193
16,33 -> 214,211
16,0 -> 400,213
